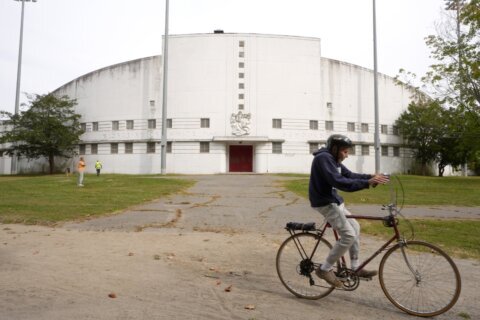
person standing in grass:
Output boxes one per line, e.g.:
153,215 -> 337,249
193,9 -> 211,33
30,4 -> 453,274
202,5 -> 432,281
95,160 -> 102,176
77,157 -> 86,187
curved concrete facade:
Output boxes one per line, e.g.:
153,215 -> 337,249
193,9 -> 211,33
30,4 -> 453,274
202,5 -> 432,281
3,33 -> 416,174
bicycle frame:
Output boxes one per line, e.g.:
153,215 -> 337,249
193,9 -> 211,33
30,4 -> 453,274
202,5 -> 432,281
332,213 -> 402,273
285,213 -> 400,270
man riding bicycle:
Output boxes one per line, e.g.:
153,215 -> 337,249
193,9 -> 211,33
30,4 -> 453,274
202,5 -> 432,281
309,134 -> 389,287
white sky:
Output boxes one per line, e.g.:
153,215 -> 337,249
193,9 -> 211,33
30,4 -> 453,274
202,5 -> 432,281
0,0 -> 446,114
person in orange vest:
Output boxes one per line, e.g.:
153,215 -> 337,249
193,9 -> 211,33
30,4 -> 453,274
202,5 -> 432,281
77,157 -> 86,187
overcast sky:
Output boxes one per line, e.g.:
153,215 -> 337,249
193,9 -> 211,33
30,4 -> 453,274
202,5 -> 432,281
0,0 -> 447,114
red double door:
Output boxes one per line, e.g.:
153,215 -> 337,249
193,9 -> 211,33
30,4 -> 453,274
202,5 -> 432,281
229,145 -> 253,172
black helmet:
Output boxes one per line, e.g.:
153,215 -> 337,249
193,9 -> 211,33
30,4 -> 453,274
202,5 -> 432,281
326,134 -> 352,153
327,134 -> 353,152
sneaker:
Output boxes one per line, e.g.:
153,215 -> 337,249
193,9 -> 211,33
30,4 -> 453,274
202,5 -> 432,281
355,269 -> 378,278
315,267 -> 343,288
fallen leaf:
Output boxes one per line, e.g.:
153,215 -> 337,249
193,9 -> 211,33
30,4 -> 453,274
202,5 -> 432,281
108,293 -> 117,298
128,252 -> 134,256
224,285 -> 232,292
244,304 -> 256,310
153,254 -> 161,260
216,280 -> 221,286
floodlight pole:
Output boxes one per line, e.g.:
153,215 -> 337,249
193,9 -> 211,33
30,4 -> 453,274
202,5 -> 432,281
12,0 -> 36,174
160,0 -> 169,175
373,0 -> 380,173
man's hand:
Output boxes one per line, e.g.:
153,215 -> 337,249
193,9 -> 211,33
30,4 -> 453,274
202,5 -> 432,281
369,174 -> 390,187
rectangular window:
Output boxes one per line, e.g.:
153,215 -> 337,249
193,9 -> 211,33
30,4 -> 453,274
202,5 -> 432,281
166,141 -> 172,153
393,125 -> 399,135
393,146 -> 400,157
112,121 -> 119,131
361,145 -> 370,156
325,121 -> 334,131
361,123 -> 369,133
200,142 -> 210,153
148,119 -> 156,129
272,142 -> 282,154
272,119 -> 282,129
309,143 -> 319,154
79,144 -> 86,155
309,120 -> 318,130
91,143 -> 98,155
125,142 -> 133,154
166,118 -> 172,128
201,118 -> 210,128
381,124 -> 388,134
239,52 -> 245,58
239,83 -> 245,89
239,40 -> 245,47
80,123 -> 86,132
111,143 -> 118,154
238,104 -> 244,110
347,122 -> 355,132
239,73 -> 244,78
326,102 -> 333,109
92,122 -> 99,131
239,62 -> 244,68
126,120 -> 134,130
147,142 -> 156,153
349,145 -> 356,155
149,100 -> 155,106
381,145 -> 389,156
238,93 -> 244,99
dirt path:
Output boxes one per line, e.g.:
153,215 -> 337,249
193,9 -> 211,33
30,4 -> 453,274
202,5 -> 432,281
1,175 -> 479,319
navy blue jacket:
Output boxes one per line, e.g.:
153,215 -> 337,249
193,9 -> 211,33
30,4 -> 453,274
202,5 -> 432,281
309,148 -> 372,207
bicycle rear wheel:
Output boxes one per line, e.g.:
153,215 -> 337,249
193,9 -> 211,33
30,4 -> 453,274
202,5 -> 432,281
276,232 -> 335,299
379,240 -> 461,317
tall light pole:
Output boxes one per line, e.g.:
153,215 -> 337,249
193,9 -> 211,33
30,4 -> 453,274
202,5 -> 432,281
12,0 -> 37,174
372,0 -> 380,173
160,0 -> 169,175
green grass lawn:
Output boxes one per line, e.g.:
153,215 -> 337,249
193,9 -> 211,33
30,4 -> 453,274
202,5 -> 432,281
282,174 -> 480,206
281,174 -> 480,259
0,174 -> 194,225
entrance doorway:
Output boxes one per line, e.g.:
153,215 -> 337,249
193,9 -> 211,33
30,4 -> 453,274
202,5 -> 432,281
229,145 -> 253,172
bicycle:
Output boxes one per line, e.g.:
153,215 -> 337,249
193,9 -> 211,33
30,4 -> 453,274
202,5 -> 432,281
276,176 -> 461,317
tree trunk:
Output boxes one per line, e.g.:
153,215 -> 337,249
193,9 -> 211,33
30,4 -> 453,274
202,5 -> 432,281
438,165 -> 445,177
421,163 -> 427,176
48,154 -> 55,174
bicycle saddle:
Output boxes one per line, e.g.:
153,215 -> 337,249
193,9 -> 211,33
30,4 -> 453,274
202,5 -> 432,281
286,222 -> 316,231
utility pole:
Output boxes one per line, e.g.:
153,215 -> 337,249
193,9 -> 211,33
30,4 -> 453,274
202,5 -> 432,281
160,0 -> 169,175
373,0 -> 380,173
12,0 -> 37,174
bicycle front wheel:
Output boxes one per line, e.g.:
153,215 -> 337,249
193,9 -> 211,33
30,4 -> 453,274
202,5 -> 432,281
379,240 -> 461,317
276,232 -> 334,300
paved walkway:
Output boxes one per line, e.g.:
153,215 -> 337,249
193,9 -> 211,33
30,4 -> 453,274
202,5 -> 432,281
63,174 -> 480,233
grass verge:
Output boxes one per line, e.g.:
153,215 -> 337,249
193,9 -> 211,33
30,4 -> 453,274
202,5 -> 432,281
0,174 -> 194,225
281,174 -> 480,260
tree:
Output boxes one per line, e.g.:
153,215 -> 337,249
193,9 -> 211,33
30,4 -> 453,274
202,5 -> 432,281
423,0 -> 480,118
435,107 -> 469,176
0,93 -> 83,174
396,0 -> 480,176
395,101 -> 445,175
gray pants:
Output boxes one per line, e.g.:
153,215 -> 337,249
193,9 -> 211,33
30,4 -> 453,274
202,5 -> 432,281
78,171 -> 84,186
314,203 -> 360,266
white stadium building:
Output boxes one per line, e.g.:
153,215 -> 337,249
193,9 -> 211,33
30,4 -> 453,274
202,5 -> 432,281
1,32 -> 416,175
